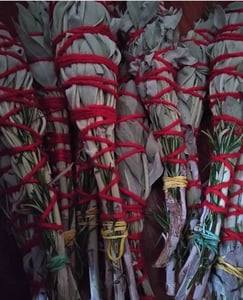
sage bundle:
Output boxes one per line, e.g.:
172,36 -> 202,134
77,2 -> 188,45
119,2 -> 193,295
207,3 -> 243,299
16,3 -> 102,295
51,2 -> 129,299
0,23 -> 79,300
15,1 -> 77,260
177,12 -> 215,210
188,4 -> 243,299
75,144 -> 102,299
115,76 -> 162,299
175,12 -> 217,299
211,151 -> 243,299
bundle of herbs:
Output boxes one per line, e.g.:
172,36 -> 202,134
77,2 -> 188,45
115,74 -> 163,298
206,3 -> 243,299
183,3 -> 243,299
0,22 -> 79,300
15,2 -> 78,276
74,144 -> 102,299
117,1 -> 197,295
51,2 -> 135,299
175,11 -> 217,299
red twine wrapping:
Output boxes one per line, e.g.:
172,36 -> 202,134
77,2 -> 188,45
115,81 -> 153,295
54,23 -> 126,225
0,33 -> 63,296
135,51 -> 186,168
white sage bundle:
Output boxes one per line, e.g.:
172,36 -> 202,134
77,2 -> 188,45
175,12 -> 217,299
0,22 -> 79,300
116,76 -> 163,299
15,1 -> 77,256
51,2 -> 129,299
190,4 -> 243,299
118,2 -> 196,295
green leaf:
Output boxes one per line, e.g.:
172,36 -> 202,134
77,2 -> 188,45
226,1 -> 243,12
30,61 -> 57,87
222,97 -> 242,120
127,1 -> 142,29
139,1 -> 159,27
213,5 -> 226,29
144,22 -> 161,50
15,22 -> 52,60
16,3 -> 38,33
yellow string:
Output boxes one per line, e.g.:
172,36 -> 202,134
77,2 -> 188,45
163,176 -> 188,190
63,229 -> 76,247
101,220 -> 128,262
216,256 -> 243,279
77,207 -> 97,226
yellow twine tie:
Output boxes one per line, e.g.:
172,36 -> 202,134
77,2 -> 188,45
101,220 -> 128,262
163,176 -> 188,190
64,229 -> 76,247
216,256 -> 243,279
77,207 -> 97,226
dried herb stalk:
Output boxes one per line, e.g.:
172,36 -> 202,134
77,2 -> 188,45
118,2 -> 191,295
51,2 -> 132,299
15,0 -> 77,253
175,12 -> 217,297
116,77 -> 162,298
0,23 -> 79,300
186,4 -> 243,299
75,147 -> 102,299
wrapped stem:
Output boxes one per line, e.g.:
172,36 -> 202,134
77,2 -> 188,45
51,2 -> 129,299
116,77 -> 157,298
0,22 -> 79,300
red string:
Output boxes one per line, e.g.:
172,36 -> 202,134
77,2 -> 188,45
127,28 -> 145,46
0,35 -> 64,285
179,86 -> 205,100
221,228 -> 243,243
203,152 -> 240,214
215,32 -> 243,43
56,53 -> 118,75
53,25 -> 115,57
212,114 -> 243,130
209,91 -> 241,104
116,142 -> 145,163
63,75 -> 118,99
210,52 -> 243,69
38,84 -> 75,212
116,79 -> 153,291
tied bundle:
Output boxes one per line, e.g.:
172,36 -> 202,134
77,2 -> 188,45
15,2 -> 77,266
119,2 -> 194,295
175,11 -> 217,299
212,150 -> 243,299
189,3 -> 243,299
115,76 -> 162,299
0,23 -> 79,300
75,147 -> 101,299
206,3 -> 243,299
177,12 -> 215,212
51,2 -> 129,299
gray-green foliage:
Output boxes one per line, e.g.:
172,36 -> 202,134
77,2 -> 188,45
16,2 -> 56,87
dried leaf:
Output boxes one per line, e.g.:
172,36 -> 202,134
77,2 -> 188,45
139,1 -> 159,28
214,5 -> 226,29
